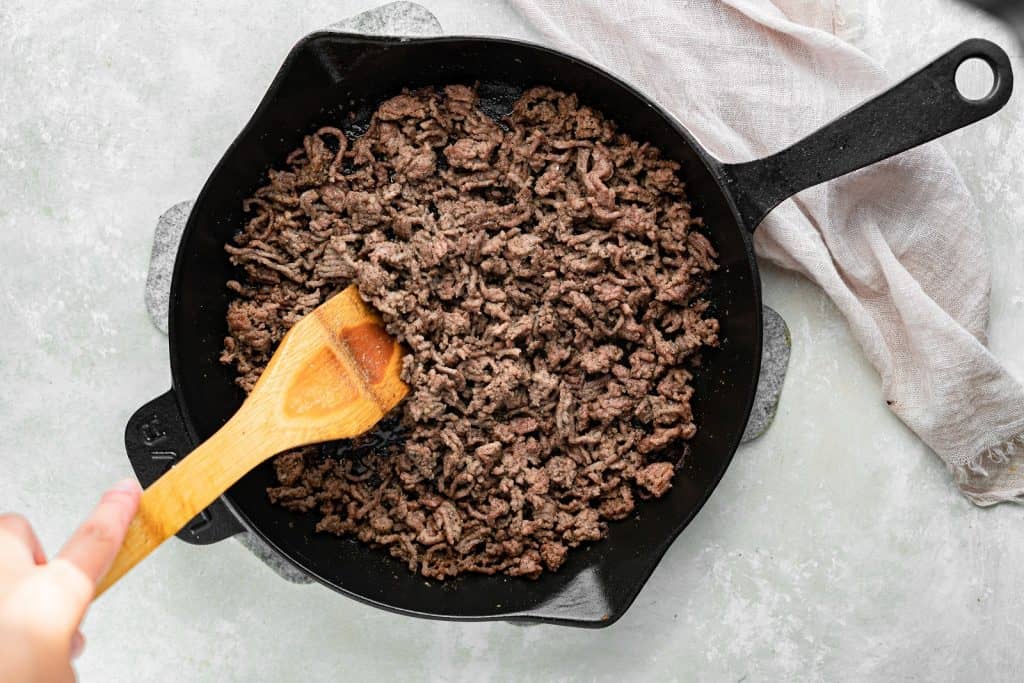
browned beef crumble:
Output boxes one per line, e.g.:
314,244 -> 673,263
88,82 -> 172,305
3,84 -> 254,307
220,85 -> 720,580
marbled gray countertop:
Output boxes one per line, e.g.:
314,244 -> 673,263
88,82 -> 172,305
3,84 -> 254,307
1,1 -> 1023,681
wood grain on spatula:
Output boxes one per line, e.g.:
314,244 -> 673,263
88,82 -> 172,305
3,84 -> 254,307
96,285 -> 408,596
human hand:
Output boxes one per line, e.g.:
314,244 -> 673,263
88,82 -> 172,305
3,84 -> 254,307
0,479 -> 141,683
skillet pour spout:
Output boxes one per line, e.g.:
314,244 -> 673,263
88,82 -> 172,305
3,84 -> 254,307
125,33 -> 1012,627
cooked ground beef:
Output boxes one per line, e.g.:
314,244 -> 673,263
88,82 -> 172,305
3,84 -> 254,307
220,85 -> 719,580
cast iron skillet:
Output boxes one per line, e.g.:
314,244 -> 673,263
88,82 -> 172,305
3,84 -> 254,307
125,33 -> 1012,627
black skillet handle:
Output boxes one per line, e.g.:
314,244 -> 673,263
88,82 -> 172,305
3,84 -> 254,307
719,38 -> 1013,230
124,390 -> 244,544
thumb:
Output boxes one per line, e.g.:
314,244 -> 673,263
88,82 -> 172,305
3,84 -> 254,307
40,479 -> 142,625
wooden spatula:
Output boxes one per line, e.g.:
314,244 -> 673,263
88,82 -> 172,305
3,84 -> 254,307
96,285 -> 408,596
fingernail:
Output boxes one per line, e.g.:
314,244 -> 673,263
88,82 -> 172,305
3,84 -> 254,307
71,632 -> 85,659
110,478 -> 141,495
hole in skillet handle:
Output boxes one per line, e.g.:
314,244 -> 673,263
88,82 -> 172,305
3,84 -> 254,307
956,56 -> 998,101
717,38 -> 1014,231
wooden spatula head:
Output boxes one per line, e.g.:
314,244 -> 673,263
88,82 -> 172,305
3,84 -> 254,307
95,285 -> 407,596
249,285 -> 408,447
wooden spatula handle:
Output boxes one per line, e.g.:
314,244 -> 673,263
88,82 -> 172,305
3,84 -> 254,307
95,405 -> 273,596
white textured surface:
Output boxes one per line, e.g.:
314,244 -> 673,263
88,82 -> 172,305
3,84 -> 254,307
0,1 -> 1022,681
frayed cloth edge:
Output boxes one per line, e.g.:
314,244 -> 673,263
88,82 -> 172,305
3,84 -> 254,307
950,433 -> 1024,507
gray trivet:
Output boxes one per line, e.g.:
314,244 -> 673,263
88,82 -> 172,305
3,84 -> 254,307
325,0 -> 442,35
742,307 -> 790,442
142,2 -> 790,584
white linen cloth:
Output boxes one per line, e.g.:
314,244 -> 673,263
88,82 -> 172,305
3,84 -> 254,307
506,0 -> 1024,505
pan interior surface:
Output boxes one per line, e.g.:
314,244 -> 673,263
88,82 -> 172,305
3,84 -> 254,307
169,33 -> 761,625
